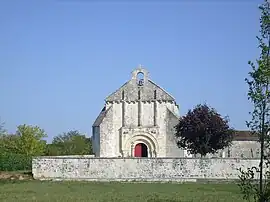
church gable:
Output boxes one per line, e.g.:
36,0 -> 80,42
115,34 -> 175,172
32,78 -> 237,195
105,67 -> 175,102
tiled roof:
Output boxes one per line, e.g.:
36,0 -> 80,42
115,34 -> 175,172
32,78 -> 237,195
233,130 -> 259,141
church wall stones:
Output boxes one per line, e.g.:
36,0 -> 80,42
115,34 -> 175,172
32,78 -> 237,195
32,157 -> 261,181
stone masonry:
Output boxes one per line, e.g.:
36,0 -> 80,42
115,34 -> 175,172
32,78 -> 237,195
32,157 -> 262,181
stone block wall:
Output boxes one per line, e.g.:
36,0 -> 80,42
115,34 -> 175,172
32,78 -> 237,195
186,141 -> 261,159
32,157 -> 261,182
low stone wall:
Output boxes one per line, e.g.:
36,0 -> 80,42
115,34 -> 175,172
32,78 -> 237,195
32,157 -> 261,182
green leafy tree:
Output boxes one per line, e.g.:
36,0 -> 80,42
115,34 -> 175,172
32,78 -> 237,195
0,120 -> 19,153
0,133 -> 20,153
0,123 -> 43,171
238,1 -> 270,201
16,124 -> 47,156
0,124 -> 3,135
45,143 -> 62,156
51,130 -> 92,155
175,103 -> 234,157
0,120 -> 7,153
0,118 -> 7,136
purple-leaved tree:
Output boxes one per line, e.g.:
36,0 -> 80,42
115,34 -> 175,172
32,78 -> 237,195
174,103 -> 234,157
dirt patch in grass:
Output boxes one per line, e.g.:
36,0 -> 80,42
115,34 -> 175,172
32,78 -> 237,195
0,171 -> 33,181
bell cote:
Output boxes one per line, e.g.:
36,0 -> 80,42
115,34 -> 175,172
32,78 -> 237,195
131,65 -> 149,86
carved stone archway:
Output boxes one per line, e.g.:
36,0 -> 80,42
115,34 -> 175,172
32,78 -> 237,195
124,133 -> 158,157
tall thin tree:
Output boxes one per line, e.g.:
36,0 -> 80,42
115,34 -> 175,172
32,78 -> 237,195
238,1 -> 270,201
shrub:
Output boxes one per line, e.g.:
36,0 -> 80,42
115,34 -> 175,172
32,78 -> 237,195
0,152 -> 32,171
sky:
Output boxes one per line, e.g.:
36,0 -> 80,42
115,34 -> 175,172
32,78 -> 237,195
0,0 -> 263,142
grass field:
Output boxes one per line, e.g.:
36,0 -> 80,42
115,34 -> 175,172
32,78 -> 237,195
0,180 -> 246,202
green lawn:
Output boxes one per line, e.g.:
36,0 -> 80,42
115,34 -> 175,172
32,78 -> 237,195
0,180 -> 246,202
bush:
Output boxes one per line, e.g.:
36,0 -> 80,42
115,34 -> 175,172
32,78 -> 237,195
0,152 -> 32,171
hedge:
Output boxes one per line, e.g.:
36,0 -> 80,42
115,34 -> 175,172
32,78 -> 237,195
0,152 -> 32,171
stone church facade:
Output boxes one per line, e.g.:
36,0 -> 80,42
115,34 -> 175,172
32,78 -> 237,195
92,66 -> 260,158
92,66 -> 184,157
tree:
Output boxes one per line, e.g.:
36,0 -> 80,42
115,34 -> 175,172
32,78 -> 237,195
16,124 -> 47,156
238,1 -> 270,201
174,103 -> 234,157
0,124 -> 46,171
45,143 -> 62,156
0,118 -> 6,136
0,120 -> 19,153
51,130 -> 92,155
0,133 -> 20,153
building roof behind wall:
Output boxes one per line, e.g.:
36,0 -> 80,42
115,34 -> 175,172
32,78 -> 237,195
234,130 -> 259,141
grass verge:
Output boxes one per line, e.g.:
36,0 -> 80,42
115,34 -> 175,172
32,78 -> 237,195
0,180 -> 244,202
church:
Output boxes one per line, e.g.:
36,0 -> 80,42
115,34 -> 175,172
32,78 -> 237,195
92,66 -> 260,158
92,66 -> 184,157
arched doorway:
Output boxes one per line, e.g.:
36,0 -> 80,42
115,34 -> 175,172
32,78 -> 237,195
134,143 -> 148,157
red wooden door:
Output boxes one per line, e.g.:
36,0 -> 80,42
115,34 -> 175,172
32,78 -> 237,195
134,143 -> 142,157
